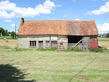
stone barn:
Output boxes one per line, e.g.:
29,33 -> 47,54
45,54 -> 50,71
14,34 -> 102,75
17,18 -> 98,50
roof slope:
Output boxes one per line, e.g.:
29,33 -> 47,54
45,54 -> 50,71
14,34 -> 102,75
17,20 -> 98,36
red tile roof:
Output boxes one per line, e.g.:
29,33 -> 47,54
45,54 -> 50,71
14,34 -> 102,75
17,20 -> 98,36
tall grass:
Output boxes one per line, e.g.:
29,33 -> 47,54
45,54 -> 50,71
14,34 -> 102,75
66,47 -> 84,52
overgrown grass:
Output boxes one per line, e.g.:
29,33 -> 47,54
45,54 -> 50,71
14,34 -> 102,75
66,47 -> 84,52
89,47 -> 107,52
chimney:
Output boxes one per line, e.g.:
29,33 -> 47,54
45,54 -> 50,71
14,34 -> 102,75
21,18 -> 24,25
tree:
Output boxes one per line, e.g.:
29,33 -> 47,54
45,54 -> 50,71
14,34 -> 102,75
11,31 -> 16,39
106,33 -> 109,38
4,30 -> 9,36
0,27 -> 9,36
0,27 -> 5,36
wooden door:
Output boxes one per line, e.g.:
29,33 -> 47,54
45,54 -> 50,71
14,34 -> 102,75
38,41 -> 43,48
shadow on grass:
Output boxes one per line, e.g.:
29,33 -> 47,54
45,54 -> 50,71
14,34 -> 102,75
0,64 -> 35,82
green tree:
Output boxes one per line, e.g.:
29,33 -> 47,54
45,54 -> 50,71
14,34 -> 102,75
4,30 -> 9,36
0,27 -> 9,36
0,27 -> 5,36
11,31 -> 16,39
106,33 -> 109,38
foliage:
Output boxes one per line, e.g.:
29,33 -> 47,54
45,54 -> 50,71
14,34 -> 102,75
0,27 -> 5,36
106,33 -> 109,38
0,27 -> 9,36
66,47 -> 84,52
0,27 -> 17,39
10,31 -> 16,39
89,47 -> 106,52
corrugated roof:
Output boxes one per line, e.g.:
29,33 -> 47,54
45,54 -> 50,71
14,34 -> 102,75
17,20 -> 98,36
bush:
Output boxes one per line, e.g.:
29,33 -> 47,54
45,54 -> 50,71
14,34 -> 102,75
89,47 -> 106,52
66,47 -> 84,52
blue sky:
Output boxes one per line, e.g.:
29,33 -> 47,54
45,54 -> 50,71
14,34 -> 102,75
0,0 -> 109,33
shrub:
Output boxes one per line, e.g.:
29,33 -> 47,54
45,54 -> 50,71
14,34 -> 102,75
89,47 -> 106,52
66,47 -> 84,52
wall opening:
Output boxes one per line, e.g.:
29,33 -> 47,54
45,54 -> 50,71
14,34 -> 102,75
51,41 -> 57,48
38,41 -> 43,48
68,36 -> 82,43
46,41 -> 50,48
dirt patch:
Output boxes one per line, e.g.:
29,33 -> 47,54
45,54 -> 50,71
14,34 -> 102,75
0,39 -> 17,48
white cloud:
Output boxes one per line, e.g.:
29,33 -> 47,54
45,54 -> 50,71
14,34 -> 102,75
10,24 -> 15,27
4,19 -> 12,22
0,0 -> 56,19
64,15 -> 67,17
75,19 -> 80,20
87,1 -> 109,15
0,0 -> 16,11
97,23 -> 109,33
0,11 -> 15,19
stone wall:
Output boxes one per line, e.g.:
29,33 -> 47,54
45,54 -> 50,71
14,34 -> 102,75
17,35 -> 68,49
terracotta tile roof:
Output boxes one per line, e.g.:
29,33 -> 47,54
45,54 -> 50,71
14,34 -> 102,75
17,20 -> 98,36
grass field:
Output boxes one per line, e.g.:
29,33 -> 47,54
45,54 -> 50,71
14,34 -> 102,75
0,38 -> 109,81
0,47 -> 109,82
98,37 -> 109,41
0,36 -> 13,39
0,39 -> 17,48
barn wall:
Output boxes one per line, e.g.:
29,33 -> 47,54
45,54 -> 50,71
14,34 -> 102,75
17,35 -> 68,49
17,37 -> 29,49
89,35 -> 98,48
58,35 -> 68,50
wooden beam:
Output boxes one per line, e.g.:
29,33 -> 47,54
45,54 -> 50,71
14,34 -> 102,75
72,39 -> 82,48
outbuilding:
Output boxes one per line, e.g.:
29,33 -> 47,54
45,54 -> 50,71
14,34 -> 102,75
17,18 -> 98,50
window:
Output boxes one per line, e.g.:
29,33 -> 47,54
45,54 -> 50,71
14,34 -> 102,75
46,41 -> 50,47
60,43 -> 63,45
30,41 -> 36,47
51,41 -> 57,48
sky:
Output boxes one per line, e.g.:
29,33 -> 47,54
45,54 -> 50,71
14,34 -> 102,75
0,0 -> 109,34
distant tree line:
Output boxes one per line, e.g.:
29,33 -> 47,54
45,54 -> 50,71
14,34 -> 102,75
106,33 -> 109,38
0,27 -> 16,39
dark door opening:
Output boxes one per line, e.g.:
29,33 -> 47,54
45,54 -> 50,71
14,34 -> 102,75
68,36 -> 82,43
